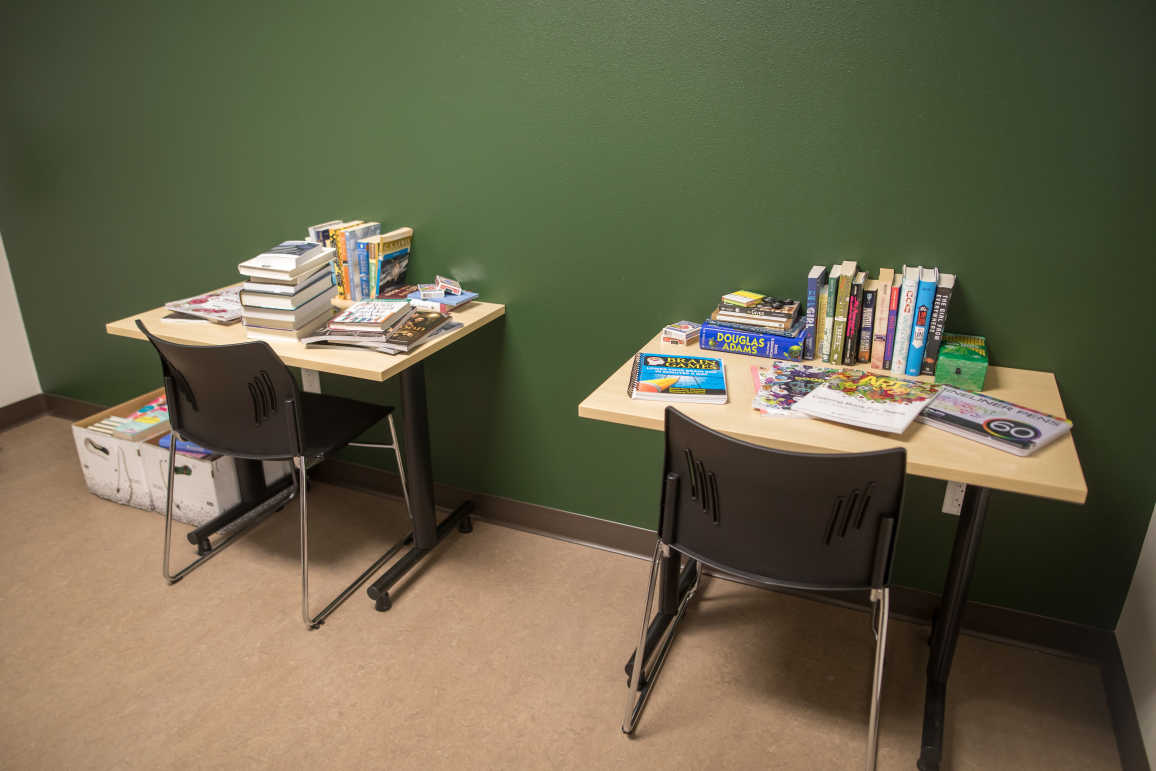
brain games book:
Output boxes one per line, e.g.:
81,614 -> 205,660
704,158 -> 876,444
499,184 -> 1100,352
628,353 -> 728,404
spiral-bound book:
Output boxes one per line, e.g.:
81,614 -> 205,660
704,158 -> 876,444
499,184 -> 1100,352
628,353 -> 727,404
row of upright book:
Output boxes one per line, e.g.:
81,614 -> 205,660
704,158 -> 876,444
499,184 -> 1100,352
806,262 -> 956,377
305,220 -> 413,302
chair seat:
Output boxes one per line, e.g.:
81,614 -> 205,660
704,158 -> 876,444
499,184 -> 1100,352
300,392 -> 392,458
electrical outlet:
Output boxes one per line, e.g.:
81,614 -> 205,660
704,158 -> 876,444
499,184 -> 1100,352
301,368 -> 321,394
942,482 -> 966,516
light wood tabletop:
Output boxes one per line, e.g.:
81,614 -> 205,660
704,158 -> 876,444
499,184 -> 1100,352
578,333 -> 1087,504
107,293 -> 506,382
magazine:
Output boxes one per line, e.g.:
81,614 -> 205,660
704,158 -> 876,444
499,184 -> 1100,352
792,369 -> 940,433
916,386 -> 1073,456
628,353 -> 727,404
164,286 -> 242,324
751,362 -> 839,416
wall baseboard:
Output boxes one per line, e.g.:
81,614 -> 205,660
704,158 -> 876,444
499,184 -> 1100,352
3,398 -> 1146,769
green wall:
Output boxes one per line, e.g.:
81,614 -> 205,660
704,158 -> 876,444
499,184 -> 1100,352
2,1 -> 1152,628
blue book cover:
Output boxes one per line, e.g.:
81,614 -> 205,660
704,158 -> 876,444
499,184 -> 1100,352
904,267 -> 939,376
629,353 -> 727,403
699,319 -> 807,361
355,242 -> 370,300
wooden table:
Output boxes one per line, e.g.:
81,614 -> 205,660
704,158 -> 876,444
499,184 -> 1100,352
579,333 -> 1087,770
108,295 -> 506,611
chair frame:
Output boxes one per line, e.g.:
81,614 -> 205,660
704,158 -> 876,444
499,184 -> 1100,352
621,410 -> 901,771
158,387 -> 415,631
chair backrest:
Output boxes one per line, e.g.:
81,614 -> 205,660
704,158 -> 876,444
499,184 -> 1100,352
659,407 -> 905,591
136,320 -> 303,459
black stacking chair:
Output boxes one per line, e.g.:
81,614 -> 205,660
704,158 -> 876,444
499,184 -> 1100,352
623,408 -> 905,771
137,320 -> 413,630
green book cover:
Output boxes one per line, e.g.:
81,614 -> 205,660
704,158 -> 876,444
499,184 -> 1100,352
830,260 -> 856,365
820,263 -> 840,362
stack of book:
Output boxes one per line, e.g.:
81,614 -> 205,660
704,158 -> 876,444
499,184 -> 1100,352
302,300 -> 455,355
238,241 -> 339,341
306,220 -> 413,302
807,262 -> 957,376
699,290 -> 808,360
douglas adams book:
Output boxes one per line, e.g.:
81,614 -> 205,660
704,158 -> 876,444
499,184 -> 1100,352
915,386 -> 1072,456
793,369 -> 940,433
628,353 -> 728,404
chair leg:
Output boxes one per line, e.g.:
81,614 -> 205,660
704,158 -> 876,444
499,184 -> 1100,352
865,586 -> 891,771
622,543 -> 702,735
162,434 -> 289,584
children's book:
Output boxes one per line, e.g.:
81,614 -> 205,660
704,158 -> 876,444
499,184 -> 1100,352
793,369 -> 940,434
916,386 -> 1072,456
628,353 -> 728,404
751,362 -> 838,416
111,396 -> 170,440
165,286 -> 243,324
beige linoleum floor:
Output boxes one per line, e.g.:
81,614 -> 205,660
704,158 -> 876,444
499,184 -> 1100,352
0,416 -> 1120,770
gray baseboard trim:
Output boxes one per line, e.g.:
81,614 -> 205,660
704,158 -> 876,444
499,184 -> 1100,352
43,393 -> 105,421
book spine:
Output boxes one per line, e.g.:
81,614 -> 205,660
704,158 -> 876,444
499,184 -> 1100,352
890,274 -> 919,375
815,286 -> 828,362
803,271 -> 824,360
882,283 -> 900,370
699,322 -> 805,361
820,270 -> 838,362
870,272 -> 893,369
906,276 -> 938,376
857,288 -> 876,363
338,232 -> 353,300
920,280 -> 954,375
830,272 -> 852,364
627,354 -> 642,397
842,281 -> 862,366
356,242 -> 368,301
714,302 -> 796,320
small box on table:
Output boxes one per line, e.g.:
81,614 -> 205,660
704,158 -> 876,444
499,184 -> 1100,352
934,333 -> 988,392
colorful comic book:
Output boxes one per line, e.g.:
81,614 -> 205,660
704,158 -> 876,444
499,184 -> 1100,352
916,386 -> 1072,456
793,369 -> 940,433
751,362 -> 839,416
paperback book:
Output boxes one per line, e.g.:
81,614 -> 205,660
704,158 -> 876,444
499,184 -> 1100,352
793,369 -> 941,434
628,353 -> 728,404
751,362 -> 839,416
916,386 -> 1072,456
329,300 -> 411,331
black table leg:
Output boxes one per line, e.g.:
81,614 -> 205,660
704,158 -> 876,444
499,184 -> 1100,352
364,361 -> 475,611
399,362 -> 437,549
918,485 -> 992,771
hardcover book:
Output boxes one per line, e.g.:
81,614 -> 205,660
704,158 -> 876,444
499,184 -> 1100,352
628,353 -> 728,404
793,369 -> 941,434
803,265 -> 828,360
920,273 -> 956,375
242,241 -> 329,272
904,267 -> 939,376
383,310 -> 451,351
751,362 -> 839,416
916,386 -> 1072,456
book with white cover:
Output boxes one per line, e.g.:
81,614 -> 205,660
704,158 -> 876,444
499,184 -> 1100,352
238,247 -> 335,280
241,271 -> 335,310
241,263 -> 332,293
890,266 -> 921,375
916,386 -> 1073,456
793,368 -> 940,434
240,285 -> 338,326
